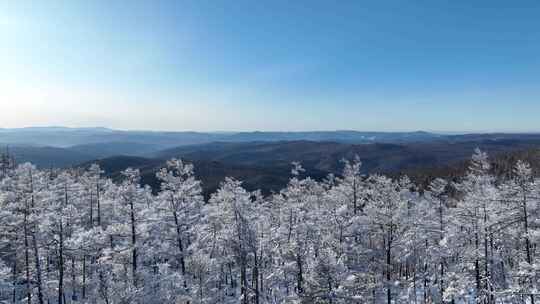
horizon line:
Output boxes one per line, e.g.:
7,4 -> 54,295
1,125 -> 540,135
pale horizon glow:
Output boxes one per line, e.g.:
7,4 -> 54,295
1,1 -> 539,133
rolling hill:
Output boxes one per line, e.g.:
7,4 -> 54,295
80,137 -> 540,196
0,127 -> 443,148
4,128 -> 540,196
0,145 -> 95,168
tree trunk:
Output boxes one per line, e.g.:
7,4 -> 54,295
353,178 -> 357,215
129,200 -> 137,286
297,253 -> 304,295
31,229 -> 44,304
58,220 -> 64,304
89,191 -> 93,227
96,182 -> 101,227
29,169 -> 45,304
82,256 -> 86,300
24,212 -> 32,304
474,212 -> 481,299
71,257 -> 76,301
522,194 -> 535,304
12,258 -> 17,304
439,198 -> 445,301
254,251 -> 260,304
387,226 -> 393,304
172,208 -> 186,276
241,261 -> 247,304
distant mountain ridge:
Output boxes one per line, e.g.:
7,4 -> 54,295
79,139 -> 540,196
0,127 -> 443,148
0,145 -> 95,168
3,127 -> 540,151
3,128 -> 540,195
2,127 -> 540,171
221,130 -> 440,143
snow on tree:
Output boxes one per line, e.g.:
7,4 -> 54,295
0,152 -> 539,304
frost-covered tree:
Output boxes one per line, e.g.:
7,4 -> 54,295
155,159 -> 203,281
1,152 -> 539,304
498,160 -> 540,303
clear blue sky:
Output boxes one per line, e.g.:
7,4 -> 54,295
1,0 -> 539,132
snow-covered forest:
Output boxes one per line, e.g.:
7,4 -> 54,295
0,149 -> 538,304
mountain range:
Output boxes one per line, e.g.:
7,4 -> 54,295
2,127 -> 540,195
0,127 -> 447,149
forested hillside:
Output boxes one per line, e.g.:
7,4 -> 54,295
0,150 -> 538,304
91,141 -> 540,198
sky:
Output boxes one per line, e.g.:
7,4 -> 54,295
1,0 -> 539,132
